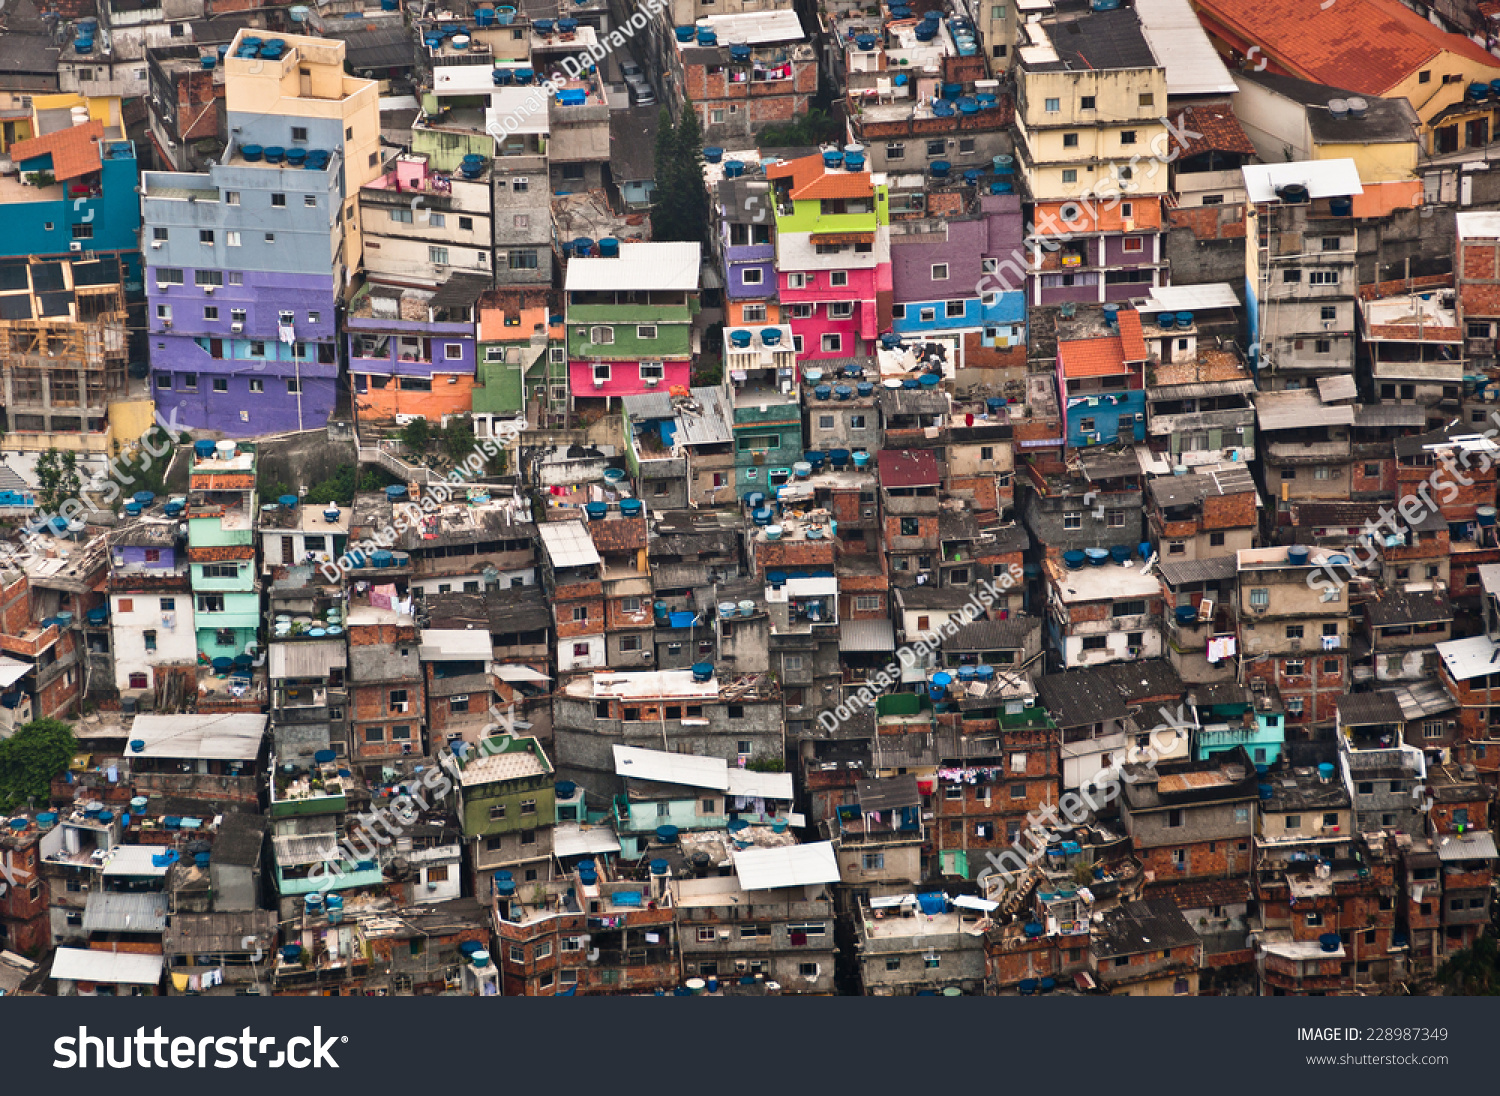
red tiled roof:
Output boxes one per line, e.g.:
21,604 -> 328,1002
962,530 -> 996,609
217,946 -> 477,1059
766,152 -> 874,201
7,120 -> 104,182
1058,336 -> 1129,378
1117,309 -> 1149,362
1168,105 -> 1257,160
877,449 -> 940,488
1193,0 -> 1500,96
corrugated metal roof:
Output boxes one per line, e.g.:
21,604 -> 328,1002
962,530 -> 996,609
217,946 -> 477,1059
1256,388 -> 1356,431
1242,159 -> 1363,203
613,744 -> 728,790
494,664 -> 550,683
538,519 -> 602,568
565,242 -> 701,292
1437,635 -> 1500,682
1140,282 -> 1241,313
1354,403 -> 1427,427
163,910 -> 277,957
840,618 -> 895,651
733,840 -> 840,890
82,891 -> 167,934
1337,691 -> 1404,725
695,9 -> 803,44
878,448 -> 941,488
725,768 -> 794,800
553,823 -> 622,858
419,628 -> 492,661
272,833 -> 339,867
51,948 -> 163,985
269,641 -> 346,680
1156,554 -> 1243,585
128,713 -> 267,761
1439,831 -> 1498,860
1135,0 -> 1237,96
674,386 -> 734,447
1316,374 -> 1359,402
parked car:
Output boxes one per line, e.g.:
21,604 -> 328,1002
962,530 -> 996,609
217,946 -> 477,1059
628,81 -> 657,106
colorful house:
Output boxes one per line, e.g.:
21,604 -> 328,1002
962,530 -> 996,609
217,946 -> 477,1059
2,116 -> 140,275
1056,309 -> 1149,449
186,440 -> 261,695
714,173 -> 781,329
767,150 -> 890,361
347,276 -> 485,427
474,287 -> 566,433
565,242 -> 700,408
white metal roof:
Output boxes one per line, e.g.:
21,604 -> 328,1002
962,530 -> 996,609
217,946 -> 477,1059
553,822 -> 622,858
952,894 -> 1000,912
613,744 -> 729,790
128,713 -> 267,761
101,845 -> 173,878
271,833 -> 339,867
733,840 -> 840,890
1255,388 -> 1356,431
269,641 -> 346,680
1242,159 -> 1363,203
1133,0 -> 1236,96
1457,211 -> 1500,239
1437,635 -> 1500,682
1139,283 -> 1240,313
725,767 -> 795,800
565,242 -> 701,293
0,657 -> 29,688
494,663 -> 551,683
693,10 -> 804,46
1439,831 -> 1498,860
482,88 -> 550,135
51,947 -> 163,986
419,628 -> 493,661
537,520 -> 601,568
588,669 -> 719,700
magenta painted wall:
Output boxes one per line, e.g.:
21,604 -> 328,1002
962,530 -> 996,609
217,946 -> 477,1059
568,359 -> 692,398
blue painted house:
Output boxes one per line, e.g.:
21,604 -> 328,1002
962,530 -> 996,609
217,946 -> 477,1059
3,120 -> 140,278
1056,308 -> 1148,450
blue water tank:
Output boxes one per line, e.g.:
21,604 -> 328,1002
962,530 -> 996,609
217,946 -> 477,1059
691,662 -> 714,683
585,502 -> 608,520
598,237 -> 619,257
930,160 -> 951,178
656,825 -> 679,844
620,498 -> 643,517
650,858 -> 670,875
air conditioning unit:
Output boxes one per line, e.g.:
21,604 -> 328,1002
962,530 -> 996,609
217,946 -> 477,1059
150,240 -> 162,249
204,284 -> 215,294
734,960 -> 749,972
640,650 -> 653,661
162,319 -> 172,329
231,322 -> 243,333
644,377 -> 659,387
69,241 -> 82,251
392,702 -> 409,713
718,929 -> 732,940
1197,598 -> 1214,622
593,378 -> 604,388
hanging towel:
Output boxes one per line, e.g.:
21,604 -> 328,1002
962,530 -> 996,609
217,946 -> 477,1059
107,766 -> 118,783
278,323 -> 295,345
171,971 -> 191,992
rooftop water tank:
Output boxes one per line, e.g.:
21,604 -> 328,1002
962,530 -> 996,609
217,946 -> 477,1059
619,498 -> 643,517
844,150 -> 865,170
263,146 -> 286,164
598,237 -> 619,257
585,501 -> 608,520
760,328 -> 781,346
729,43 -> 751,62
930,160 -> 950,179
572,237 -> 593,257
723,160 -> 745,178
852,450 -> 870,468
674,24 -> 694,41
1176,311 -> 1194,329
764,525 -> 783,540
474,6 -> 495,24
651,858 -> 670,875
822,149 -> 843,169
730,330 -> 753,348
691,662 -> 714,682
656,824 -> 679,844
829,449 -> 850,468
1287,545 -> 1310,565
1318,763 -> 1335,782
1156,311 -> 1176,329
1085,548 -> 1110,567
1062,550 -> 1086,570
834,385 -> 853,401
814,384 -> 832,401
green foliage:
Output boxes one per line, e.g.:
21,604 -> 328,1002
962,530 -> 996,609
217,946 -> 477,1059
1438,933 -> 1500,995
399,417 -> 433,456
757,108 -> 842,149
34,449 -> 82,517
303,465 -> 358,506
651,102 -> 710,246
442,415 -> 478,463
0,717 -> 77,812
745,755 -> 786,773
112,426 -> 177,506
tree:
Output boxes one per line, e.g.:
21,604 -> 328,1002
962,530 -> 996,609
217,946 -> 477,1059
651,102 -> 710,246
443,415 -> 478,464
35,448 -> 81,517
757,107 -> 842,148
0,717 -> 77,813
399,417 -> 432,457
1438,933 -> 1500,994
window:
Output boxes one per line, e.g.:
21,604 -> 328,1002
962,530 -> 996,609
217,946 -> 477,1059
1063,133 -> 1079,148
264,233 -> 275,244
1063,511 -> 1082,530
590,326 -> 614,346
1419,70 -> 1431,83
639,361 -> 664,381
740,268 -> 763,286
489,804 -> 506,822
830,271 -> 849,288
821,334 -> 843,353
72,223 -> 93,239
204,306 -> 219,321
945,300 -> 965,318
225,191 -> 239,206
195,270 -> 223,287
249,378 -> 264,393
429,246 -> 449,265
1045,97 -> 1060,112
212,377 -> 228,393
862,852 -> 885,871
271,193 -> 286,208
1120,130 -> 1137,146
1139,93 -> 1154,107
390,207 -> 414,224
828,302 -> 854,319
932,263 -> 949,280
1249,588 -> 1269,609
1308,270 -> 1338,285
742,304 -> 767,322
1062,169 -> 1078,184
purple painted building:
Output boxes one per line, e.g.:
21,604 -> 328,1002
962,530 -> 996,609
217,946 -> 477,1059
347,275 -> 486,425
141,156 -> 344,436
714,175 -> 778,326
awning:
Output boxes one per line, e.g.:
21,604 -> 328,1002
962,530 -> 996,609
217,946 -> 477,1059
1074,971 -> 1097,991
494,664 -> 551,684
0,657 -> 30,688
952,894 -> 999,912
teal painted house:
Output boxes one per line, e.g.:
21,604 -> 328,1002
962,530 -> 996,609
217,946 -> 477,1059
187,440 -> 260,664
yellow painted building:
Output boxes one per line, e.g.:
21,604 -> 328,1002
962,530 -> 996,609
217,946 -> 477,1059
1013,11 -> 1169,203
223,30 -> 383,294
